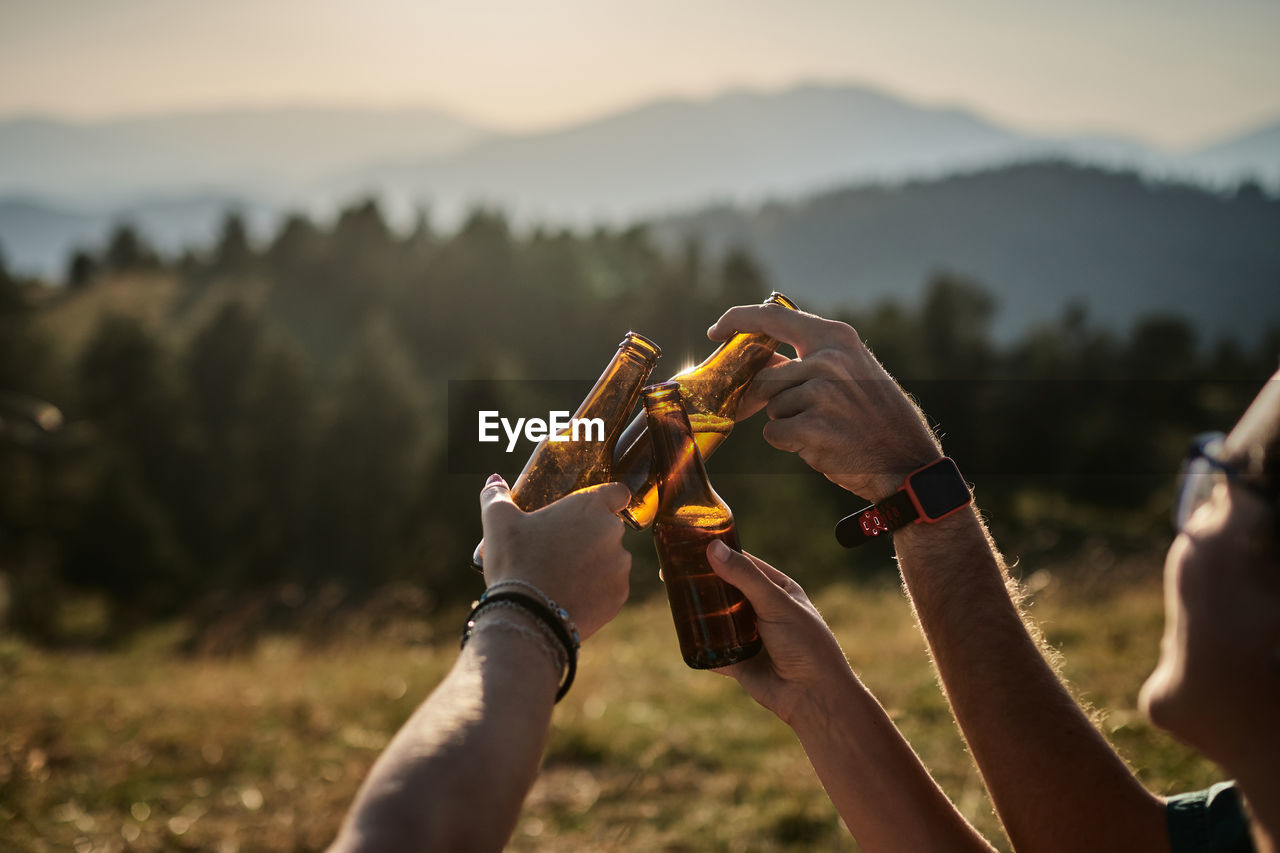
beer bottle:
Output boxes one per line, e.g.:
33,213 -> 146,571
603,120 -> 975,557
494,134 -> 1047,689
472,331 -> 661,568
645,382 -> 761,669
614,291 -> 799,529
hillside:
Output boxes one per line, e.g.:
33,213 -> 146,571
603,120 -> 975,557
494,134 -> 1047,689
3,574 -> 1216,852
654,162 -> 1280,342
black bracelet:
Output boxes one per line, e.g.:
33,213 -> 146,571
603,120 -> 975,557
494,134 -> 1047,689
461,591 -> 579,702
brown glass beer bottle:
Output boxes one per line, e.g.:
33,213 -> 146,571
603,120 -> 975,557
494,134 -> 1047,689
613,291 -> 799,529
472,331 -> 661,568
645,382 -> 761,669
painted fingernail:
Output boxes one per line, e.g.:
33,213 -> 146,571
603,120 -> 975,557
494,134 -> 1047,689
485,473 -> 505,487
709,539 -> 731,560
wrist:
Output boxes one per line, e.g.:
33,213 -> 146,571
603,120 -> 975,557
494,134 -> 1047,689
850,451 -> 947,504
836,456 -> 970,549
862,473 -> 907,504
785,666 -> 861,734
467,603 -> 566,679
462,586 -> 581,701
892,504 -> 994,583
483,578 -> 581,644
893,502 -> 979,542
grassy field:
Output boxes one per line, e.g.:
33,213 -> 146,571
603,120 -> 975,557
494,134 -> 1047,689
1,564 -> 1224,852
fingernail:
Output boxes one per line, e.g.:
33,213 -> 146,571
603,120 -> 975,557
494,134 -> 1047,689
485,473 -> 505,487
709,539 -> 731,560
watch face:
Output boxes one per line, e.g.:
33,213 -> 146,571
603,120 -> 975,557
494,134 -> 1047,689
910,458 -> 970,519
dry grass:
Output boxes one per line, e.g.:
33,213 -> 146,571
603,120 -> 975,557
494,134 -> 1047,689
1,567 -> 1222,852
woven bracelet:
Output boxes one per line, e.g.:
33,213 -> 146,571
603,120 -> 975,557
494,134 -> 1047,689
466,607 -> 566,676
461,591 -> 579,702
483,579 -> 581,646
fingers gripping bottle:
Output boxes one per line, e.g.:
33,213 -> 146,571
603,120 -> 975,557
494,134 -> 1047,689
613,292 -> 799,530
644,382 -> 761,669
472,331 -> 661,568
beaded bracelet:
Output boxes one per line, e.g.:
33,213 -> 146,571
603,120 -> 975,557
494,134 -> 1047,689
474,600 -> 568,670
461,590 -> 579,702
483,579 -> 581,647
465,606 -> 566,679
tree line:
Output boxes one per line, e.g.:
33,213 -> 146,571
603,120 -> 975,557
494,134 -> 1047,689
0,200 -> 1275,644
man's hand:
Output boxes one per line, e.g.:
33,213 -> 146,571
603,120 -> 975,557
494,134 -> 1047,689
480,475 -> 631,641
709,303 -> 941,501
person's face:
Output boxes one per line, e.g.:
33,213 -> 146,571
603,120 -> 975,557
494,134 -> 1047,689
1140,399 -> 1280,765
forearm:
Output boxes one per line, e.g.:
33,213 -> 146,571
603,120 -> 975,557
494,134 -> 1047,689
331,624 -> 559,852
790,667 -> 996,853
894,506 -> 1167,852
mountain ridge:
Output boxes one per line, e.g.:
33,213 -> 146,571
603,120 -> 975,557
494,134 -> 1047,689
5,81 -> 1276,212
652,160 -> 1280,344
2,83 -> 1278,330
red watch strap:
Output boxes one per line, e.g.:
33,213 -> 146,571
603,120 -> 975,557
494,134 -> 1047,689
834,489 -> 918,548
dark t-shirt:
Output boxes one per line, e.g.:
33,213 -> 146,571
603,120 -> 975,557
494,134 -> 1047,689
1166,782 -> 1254,853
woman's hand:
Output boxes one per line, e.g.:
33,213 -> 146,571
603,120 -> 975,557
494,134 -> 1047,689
705,540 -> 854,725
479,474 -> 632,642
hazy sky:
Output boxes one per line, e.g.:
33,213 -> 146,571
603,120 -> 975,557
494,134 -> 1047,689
3,0 -> 1278,148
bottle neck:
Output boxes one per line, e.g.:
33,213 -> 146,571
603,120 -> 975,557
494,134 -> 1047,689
674,332 -> 776,416
645,395 -> 720,513
574,337 -> 660,448
674,292 -> 797,417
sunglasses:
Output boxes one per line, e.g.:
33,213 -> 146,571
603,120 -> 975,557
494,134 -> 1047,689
1173,432 -> 1272,532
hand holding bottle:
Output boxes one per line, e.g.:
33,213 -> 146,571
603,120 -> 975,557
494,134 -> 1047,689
704,541 -> 855,726
708,304 -> 942,502
614,292 -> 800,529
472,332 -> 660,569
644,382 -> 760,668
479,475 -> 632,642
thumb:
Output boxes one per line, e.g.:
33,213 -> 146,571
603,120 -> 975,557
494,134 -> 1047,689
479,473 -> 519,531
706,540 -> 790,618
571,481 -> 632,514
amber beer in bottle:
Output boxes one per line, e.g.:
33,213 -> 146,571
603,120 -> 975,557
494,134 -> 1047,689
645,382 -> 761,669
471,331 -> 661,568
614,292 -> 799,529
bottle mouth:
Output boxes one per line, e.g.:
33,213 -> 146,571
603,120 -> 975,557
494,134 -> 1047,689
764,292 -> 799,310
622,331 -> 662,361
642,380 -> 683,408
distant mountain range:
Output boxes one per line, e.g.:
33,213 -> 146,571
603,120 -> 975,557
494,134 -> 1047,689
1,83 -> 1277,342
349,83 -> 1261,223
344,84 -> 1037,222
1186,121 -> 1280,187
653,161 -> 1280,344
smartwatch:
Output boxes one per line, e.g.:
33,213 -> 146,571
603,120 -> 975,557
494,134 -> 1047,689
835,457 -> 971,548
